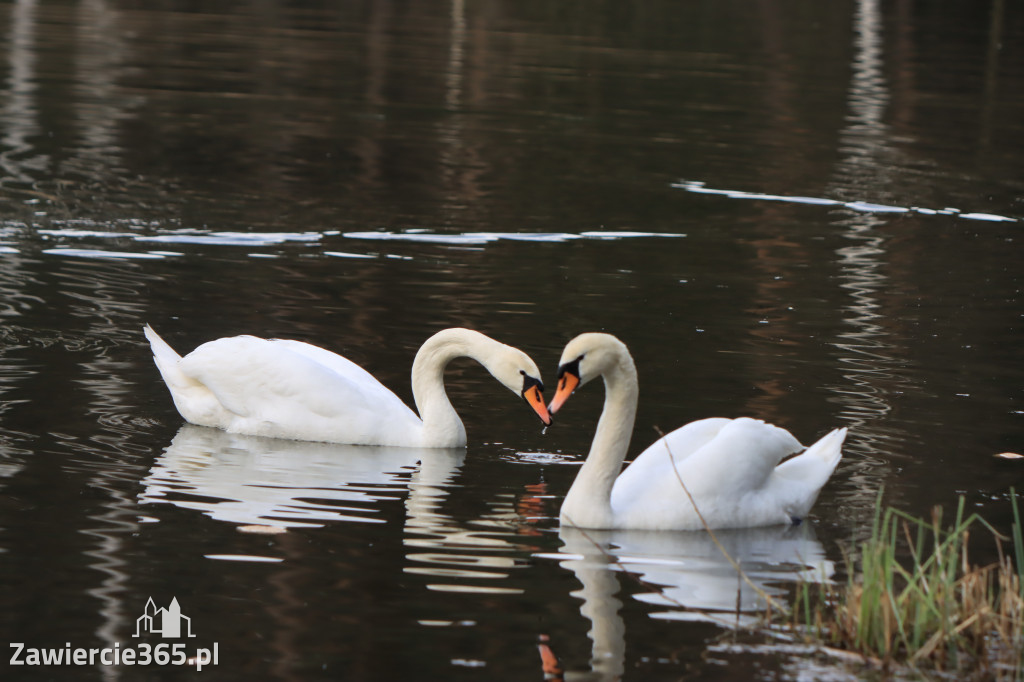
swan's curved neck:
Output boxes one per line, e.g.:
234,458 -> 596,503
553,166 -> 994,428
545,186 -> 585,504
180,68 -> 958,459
562,349 -> 638,529
410,329 -> 502,448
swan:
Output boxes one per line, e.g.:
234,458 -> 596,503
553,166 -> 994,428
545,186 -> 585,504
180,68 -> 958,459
144,325 -> 551,447
547,333 -> 846,530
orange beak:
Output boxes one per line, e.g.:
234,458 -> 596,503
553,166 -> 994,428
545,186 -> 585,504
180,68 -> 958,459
547,369 -> 580,415
523,384 -> 552,425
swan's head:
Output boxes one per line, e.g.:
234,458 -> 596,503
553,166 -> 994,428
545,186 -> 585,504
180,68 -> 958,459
488,348 -> 551,426
548,333 -> 631,414
417,328 -> 551,426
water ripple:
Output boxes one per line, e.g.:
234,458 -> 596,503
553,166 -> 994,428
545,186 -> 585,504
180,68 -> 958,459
139,425 -> 431,530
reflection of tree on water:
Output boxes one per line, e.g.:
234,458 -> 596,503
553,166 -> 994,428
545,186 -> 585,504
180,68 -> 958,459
831,0 -> 901,437
827,0 -> 910,524
544,524 -> 832,680
0,250 -> 36,489
0,0 -> 41,193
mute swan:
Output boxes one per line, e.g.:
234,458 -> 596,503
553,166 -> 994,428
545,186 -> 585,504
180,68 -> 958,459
547,333 -> 846,530
144,326 -> 551,447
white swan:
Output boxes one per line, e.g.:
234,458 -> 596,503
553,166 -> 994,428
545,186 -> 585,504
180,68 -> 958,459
547,333 -> 846,530
144,326 -> 550,447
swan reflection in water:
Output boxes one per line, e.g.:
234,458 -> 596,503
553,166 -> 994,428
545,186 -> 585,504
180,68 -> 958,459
541,524 -> 833,679
139,423 -> 465,531
138,425 -> 529,595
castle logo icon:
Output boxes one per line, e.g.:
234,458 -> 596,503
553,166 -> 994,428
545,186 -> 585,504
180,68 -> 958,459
133,597 -> 196,638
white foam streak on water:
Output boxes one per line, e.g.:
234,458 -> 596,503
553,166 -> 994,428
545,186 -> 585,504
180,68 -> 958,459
960,212 -> 1018,222
344,231 -> 494,244
41,248 -> 167,259
38,229 -> 138,238
13,193 -> 1013,265
323,250 -> 377,259
343,230 -> 687,244
204,554 -> 284,563
672,180 -> 1020,223
138,231 -> 322,246
842,201 -> 909,213
580,230 -> 687,239
6,226 -> 691,259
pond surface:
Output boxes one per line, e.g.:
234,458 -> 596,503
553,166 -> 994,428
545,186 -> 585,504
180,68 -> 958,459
1,0 -> 1023,679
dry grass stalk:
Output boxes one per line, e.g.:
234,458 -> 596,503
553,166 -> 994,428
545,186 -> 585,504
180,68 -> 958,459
791,491 -> 1024,680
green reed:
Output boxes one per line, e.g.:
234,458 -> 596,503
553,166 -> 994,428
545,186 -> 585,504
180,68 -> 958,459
791,491 -> 1024,679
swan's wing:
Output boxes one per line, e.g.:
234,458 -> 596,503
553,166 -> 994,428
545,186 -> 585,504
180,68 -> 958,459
267,339 -> 424,428
267,339 -> 383,389
617,417 -> 731,480
611,418 -> 734,510
178,336 -> 421,442
677,418 -> 803,496
611,418 -> 803,527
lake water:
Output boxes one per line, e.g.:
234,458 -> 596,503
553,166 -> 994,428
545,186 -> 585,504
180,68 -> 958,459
1,0 -> 1022,679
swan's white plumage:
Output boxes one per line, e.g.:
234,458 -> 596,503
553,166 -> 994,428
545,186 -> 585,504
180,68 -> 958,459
145,325 -> 545,448
552,333 -> 846,531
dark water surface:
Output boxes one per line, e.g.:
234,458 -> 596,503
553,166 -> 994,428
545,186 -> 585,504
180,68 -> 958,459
1,0 -> 1023,680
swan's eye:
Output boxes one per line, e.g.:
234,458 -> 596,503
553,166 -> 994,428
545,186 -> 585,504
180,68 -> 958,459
520,370 -> 541,388
556,356 -> 583,389
521,373 -> 543,393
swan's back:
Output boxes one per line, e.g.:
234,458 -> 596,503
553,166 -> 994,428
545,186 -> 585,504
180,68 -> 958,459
676,418 -> 803,497
148,329 -> 422,445
610,418 -> 839,530
266,339 -> 382,388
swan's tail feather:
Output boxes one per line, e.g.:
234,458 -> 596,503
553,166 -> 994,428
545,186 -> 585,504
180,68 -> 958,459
144,324 -> 179,360
772,427 -> 847,519
803,427 -> 846,473
144,325 -> 189,391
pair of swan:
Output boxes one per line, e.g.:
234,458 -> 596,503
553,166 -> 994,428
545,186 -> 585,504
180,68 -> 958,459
145,326 -> 845,531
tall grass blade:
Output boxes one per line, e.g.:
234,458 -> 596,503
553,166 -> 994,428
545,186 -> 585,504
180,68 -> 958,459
785,494 -> 1024,679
